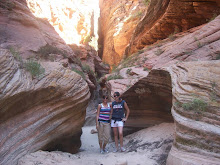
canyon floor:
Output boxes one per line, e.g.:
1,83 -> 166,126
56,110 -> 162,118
18,123 -> 174,165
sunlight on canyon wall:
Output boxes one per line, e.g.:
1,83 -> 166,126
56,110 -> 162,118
26,0 -> 99,49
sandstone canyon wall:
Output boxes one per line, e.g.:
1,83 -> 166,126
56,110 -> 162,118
166,61 -> 220,165
99,0 -> 220,67
109,15 -> 220,164
0,0 -> 108,164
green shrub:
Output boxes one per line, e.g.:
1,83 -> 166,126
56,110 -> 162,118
82,64 -> 95,76
9,47 -> 22,63
83,35 -> 91,44
72,67 -> 85,79
126,68 -> 132,75
168,34 -> 177,41
143,0 -> 150,6
107,74 -> 123,81
38,44 -> 67,59
24,60 -> 45,78
143,67 -> 149,71
182,98 -> 208,112
215,52 -> 220,60
138,49 -> 144,54
154,48 -> 164,56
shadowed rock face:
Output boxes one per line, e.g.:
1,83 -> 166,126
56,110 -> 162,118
122,70 -> 173,127
126,0 -> 220,55
99,0 -> 220,66
0,49 -> 90,165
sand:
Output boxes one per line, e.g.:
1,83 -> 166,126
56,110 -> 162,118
18,123 -> 174,165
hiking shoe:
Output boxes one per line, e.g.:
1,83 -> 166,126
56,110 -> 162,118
100,149 -> 104,154
113,148 -> 118,153
121,147 -> 126,152
103,148 -> 109,153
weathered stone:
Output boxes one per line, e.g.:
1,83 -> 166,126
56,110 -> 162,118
0,48 -> 90,165
122,69 -> 173,127
99,0 -> 220,66
166,61 -> 220,165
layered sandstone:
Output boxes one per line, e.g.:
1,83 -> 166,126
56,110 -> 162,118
109,15 -> 220,97
0,0 -> 108,89
99,0 -> 148,66
106,15 -> 220,164
0,1 -> 106,164
126,0 -> 220,55
0,48 -> 90,165
99,0 -> 220,66
166,61 -> 220,165
121,61 -> 220,164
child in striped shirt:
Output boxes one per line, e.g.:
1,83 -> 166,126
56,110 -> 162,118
96,95 -> 112,154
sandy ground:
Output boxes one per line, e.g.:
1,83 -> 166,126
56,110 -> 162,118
18,123 -> 174,165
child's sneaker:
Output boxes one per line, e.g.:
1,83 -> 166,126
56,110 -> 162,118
103,148 -> 109,153
121,147 -> 126,152
100,149 -> 104,154
113,148 -> 118,153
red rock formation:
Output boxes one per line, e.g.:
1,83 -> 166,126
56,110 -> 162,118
0,0 -> 108,164
99,0 -> 147,66
122,69 -> 173,127
126,0 -> 220,55
109,16 -> 220,164
0,48 -> 90,165
99,0 -> 220,66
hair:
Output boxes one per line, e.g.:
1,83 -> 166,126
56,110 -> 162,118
102,95 -> 108,99
114,92 -> 120,96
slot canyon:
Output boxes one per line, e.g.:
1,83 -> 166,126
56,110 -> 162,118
0,0 -> 220,165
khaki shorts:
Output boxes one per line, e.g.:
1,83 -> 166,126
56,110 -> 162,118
98,122 -> 111,143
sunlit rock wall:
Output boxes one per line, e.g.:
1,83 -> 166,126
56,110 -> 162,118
99,0 -> 220,66
26,0 -> 100,48
99,0 -> 148,66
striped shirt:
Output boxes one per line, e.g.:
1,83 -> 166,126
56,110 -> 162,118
98,103 -> 111,123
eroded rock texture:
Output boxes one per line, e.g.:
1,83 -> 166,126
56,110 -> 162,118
0,49 -> 90,165
0,0 -> 108,90
166,61 -> 220,165
99,0 -> 220,66
121,61 -> 220,164
0,1 -> 100,164
122,69 -> 173,127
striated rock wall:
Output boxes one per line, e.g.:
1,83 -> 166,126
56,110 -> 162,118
99,0 -> 220,66
166,61 -> 220,165
0,0 -> 109,89
122,69 -> 173,127
99,0 -> 148,66
110,16 -> 220,164
0,48 -> 90,165
126,0 -> 220,55
120,61 -> 220,164
0,1 -> 105,164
